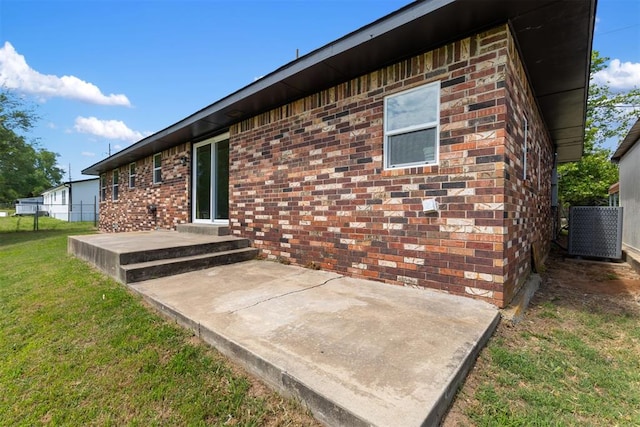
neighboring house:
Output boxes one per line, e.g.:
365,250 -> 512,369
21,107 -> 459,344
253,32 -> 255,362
42,178 -> 100,222
82,0 -> 596,308
612,118 -> 640,260
15,196 -> 45,215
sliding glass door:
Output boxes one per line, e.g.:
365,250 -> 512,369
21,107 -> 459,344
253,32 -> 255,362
192,135 -> 229,223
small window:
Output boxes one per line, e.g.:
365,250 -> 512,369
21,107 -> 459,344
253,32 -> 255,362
61,190 -> 66,205
384,81 -> 440,169
129,162 -> 136,188
153,153 -> 162,184
112,169 -> 119,201
100,175 -> 107,202
53,191 -> 57,202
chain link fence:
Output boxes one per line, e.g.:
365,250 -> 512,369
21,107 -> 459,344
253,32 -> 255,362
3,200 -> 98,230
40,201 -> 99,223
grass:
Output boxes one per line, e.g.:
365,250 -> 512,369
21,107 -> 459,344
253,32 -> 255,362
0,211 -> 71,234
454,287 -> 640,426
0,217 -> 317,426
5,214 -> 639,426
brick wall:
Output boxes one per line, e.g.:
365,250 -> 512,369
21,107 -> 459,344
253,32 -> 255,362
97,24 -> 554,308
229,24 -> 551,307
502,30 -> 554,303
99,144 -> 190,232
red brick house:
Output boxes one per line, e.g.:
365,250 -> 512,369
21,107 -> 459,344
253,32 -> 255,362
83,0 -> 596,307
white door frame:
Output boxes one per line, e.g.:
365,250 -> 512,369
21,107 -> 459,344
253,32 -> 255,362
192,132 -> 229,224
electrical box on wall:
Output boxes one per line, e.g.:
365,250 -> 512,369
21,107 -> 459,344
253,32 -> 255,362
422,199 -> 439,213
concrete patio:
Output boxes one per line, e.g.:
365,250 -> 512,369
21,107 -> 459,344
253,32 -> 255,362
69,231 -> 500,426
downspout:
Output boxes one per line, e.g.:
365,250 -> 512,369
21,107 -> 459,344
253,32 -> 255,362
550,152 -> 567,250
64,182 -> 72,222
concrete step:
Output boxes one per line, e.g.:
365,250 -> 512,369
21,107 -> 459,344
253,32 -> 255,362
119,236 -> 249,265
176,223 -> 229,236
69,232 -> 259,285
121,247 -> 260,283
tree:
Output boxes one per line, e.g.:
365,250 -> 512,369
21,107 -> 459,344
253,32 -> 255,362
0,90 -> 64,204
558,51 -> 640,207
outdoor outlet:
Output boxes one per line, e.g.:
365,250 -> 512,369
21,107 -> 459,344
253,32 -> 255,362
422,198 -> 439,213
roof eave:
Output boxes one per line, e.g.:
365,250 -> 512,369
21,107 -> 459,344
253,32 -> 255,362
611,118 -> 640,163
83,0 -> 595,175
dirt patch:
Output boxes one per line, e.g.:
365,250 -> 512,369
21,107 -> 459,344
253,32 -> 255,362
442,246 -> 640,426
549,259 -> 640,292
541,252 -> 640,316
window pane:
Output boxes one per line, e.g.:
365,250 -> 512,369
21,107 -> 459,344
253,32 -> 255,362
153,155 -> 162,183
129,163 -> 136,187
113,171 -> 119,200
196,144 -> 212,220
386,84 -> 438,132
215,140 -> 229,220
388,128 -> 436,167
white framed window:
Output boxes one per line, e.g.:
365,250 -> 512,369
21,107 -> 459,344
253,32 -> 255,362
129,162 -> 136,188
384,81 -> 440,169
62,190 -> 66,205
153,153 -> 162,184
100,175 -> 107,202
112,169 -> 119,201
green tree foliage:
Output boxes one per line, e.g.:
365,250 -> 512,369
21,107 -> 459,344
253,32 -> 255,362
556,144 -> 619,207
0,90 -> 64,204
558,51 -> 640,207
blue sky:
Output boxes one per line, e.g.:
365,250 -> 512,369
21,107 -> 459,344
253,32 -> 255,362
1,0 -> 639,181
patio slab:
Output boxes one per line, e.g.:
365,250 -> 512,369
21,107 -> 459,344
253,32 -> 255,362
127,260 -> 499,426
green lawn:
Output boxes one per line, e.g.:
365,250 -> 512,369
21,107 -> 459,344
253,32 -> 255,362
447,256 -> 640,426
0,218 -> 317,426
5,215 -> 639,426
467,317 -> 640,426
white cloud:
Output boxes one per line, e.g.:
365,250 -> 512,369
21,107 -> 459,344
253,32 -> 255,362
74,116 -> 149,142
81,151 -> 96,157
0,41 -> 131,106
593,59 -> 640,91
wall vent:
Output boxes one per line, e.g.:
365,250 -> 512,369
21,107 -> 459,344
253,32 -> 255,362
568,206 -> 623,259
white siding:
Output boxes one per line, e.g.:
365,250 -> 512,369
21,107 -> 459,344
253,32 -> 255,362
41,179 -> 100,222
619,140 -> 640,252
15,197 -> 44,215
70,179 -> 100,221
46,187 -> 69,220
